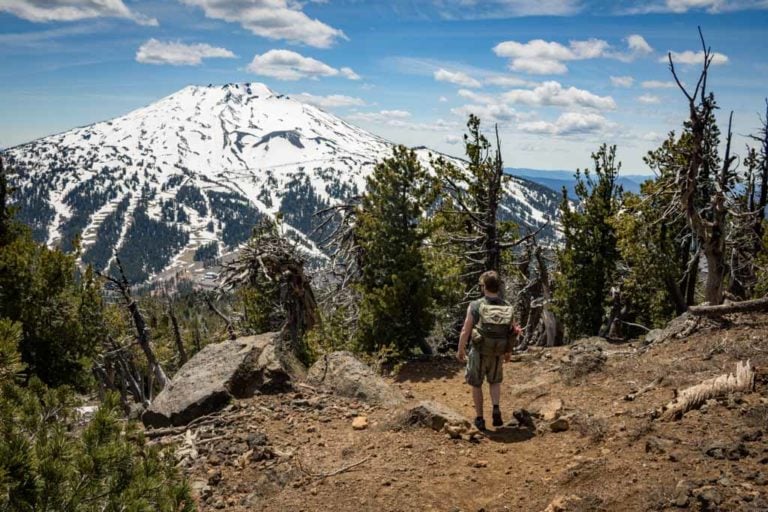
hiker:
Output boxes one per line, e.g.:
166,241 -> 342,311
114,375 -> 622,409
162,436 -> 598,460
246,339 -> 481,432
457,271 -> 520,431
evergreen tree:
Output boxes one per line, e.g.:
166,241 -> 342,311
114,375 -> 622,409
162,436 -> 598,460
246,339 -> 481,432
555,145 -> 622,338
355,146 -> 435,355
432,115 -> 517,297
0,158 -> 103,389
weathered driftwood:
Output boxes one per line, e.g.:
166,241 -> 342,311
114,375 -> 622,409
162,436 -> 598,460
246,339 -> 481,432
688,296 -> 768,316
657,360 -> 756,420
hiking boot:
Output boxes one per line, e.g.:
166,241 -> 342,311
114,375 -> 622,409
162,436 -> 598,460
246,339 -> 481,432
492,407 -> 503,427
474,417 -> 486,431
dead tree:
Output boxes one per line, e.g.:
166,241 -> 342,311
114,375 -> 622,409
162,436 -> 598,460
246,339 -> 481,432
203,292 -> 236,340
729,100 -> 768,297
97,257 -> 168,391
515,235 -> 564,348
668,28 -> 737,305
310,199 -> 365,341
93,335 -> 149,410
165,291 -> 188,365
221,218 -> 318,358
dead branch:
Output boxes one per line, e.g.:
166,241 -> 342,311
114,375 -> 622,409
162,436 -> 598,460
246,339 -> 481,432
204,294 -> 236,340
297,456 -> 372,479
624,376 -> 663,401
688,295 -> 768,316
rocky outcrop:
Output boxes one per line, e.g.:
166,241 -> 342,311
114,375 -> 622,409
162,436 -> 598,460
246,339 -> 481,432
306,352 -> 405,407
143,333 -> 293,428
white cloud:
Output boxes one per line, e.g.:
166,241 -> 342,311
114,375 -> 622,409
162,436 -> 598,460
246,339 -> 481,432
347,110 -> 412,124
518,112 -> 613,136
663,0 -> 768,13
345,111 -> 457,132
340,67 -> 361,80
457,89 -> 496,104
246,50 -> 359,81
439,96 -> 448,102
626,34 -> 653,55
294,93 -> 366,109
429,0 -> 582,18
444,134 -> 462,145
641,80 -> 676,89
637,94 -> 661,104
484,75 -> 534,87
0,0 -> 157,25
610,75 -> 635,87
135,39 -> 235,66
434,68 -> 482,88
493,35 -> 653,75
180,0 -> 345,48
662,50 -> 729,66
503,81 -> 616,110
641,131 -> 664,142
451,103 -> 523,124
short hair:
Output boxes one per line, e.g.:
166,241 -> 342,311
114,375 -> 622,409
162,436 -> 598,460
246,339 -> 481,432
479,271 -> 501,293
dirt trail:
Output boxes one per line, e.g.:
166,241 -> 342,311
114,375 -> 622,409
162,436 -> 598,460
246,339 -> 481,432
178,313 -> 768,511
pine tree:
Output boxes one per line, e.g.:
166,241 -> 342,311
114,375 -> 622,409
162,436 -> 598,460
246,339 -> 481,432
355,146 -> 435,355
555,144 -> 622,338
432,115 -> 517,298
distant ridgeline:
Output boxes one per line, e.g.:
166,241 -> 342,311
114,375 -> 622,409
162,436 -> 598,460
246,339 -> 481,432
2,83 -> 561,284
508,168 -> 649,198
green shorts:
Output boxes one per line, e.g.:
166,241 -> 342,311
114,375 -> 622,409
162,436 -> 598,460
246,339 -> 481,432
465,348 -> 503,387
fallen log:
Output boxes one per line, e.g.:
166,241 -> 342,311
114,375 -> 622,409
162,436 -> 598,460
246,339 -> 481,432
688,296 -> 768,316
656,360 -> 756,420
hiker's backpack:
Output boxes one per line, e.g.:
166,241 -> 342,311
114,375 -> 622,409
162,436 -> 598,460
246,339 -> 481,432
472,301 -> 515,356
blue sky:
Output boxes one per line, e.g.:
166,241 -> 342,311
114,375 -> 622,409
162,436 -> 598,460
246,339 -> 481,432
1,0 -> 767,173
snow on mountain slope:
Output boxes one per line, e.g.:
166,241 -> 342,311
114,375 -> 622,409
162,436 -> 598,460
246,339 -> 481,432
4,83 -> 560,284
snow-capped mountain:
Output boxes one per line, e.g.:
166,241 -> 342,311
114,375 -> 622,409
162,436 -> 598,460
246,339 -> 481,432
4,83 -> 560,283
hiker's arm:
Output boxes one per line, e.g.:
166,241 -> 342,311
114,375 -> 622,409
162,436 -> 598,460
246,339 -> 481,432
457,306 -> 473,362
504,321 -> 523,362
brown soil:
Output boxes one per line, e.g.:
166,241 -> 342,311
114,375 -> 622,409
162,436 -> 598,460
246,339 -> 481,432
169,313 -> 768,511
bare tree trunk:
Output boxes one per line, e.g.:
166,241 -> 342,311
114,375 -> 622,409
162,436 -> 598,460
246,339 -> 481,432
97,257 -> 168,391
167,297 -> 188,365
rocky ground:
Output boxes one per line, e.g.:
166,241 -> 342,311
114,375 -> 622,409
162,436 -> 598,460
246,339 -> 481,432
149,313 -> 768,511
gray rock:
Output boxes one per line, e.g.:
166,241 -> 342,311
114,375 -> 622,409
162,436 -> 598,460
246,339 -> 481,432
404,400 -> 470,431
143,333 -> 293,427
644,313 -> 694,344
307,351 -> 404,407
694,486 -> 723,510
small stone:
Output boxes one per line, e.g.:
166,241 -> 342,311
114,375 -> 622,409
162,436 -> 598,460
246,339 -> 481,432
352,416 -> 369,430
673,493 -> 689,508
695,487 -> 723,509
307,426 -> 317,433
207,469 -> 222,486
247,432 -> 268,448
549,417 -> 570,433
472,460 -> 488,468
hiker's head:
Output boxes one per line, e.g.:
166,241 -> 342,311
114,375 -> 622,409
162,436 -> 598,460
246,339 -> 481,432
479,271 -> 501,295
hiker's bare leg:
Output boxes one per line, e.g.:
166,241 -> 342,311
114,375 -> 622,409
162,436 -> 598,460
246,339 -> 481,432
471,386 -> 483,417
489,383 -> 501,407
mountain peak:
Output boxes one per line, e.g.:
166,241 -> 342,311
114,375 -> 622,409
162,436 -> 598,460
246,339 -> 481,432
4,83 -> 560,285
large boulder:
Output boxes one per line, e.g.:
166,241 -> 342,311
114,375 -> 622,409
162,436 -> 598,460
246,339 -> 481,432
404,400 -> 470,431
306,352 -> 404,407
143,333 -> 293,428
